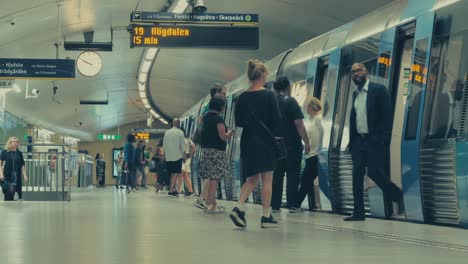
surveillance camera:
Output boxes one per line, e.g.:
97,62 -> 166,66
192,0 -> 207,13
31,89 -> 39,95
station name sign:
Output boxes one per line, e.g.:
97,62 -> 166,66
0,58 -> 75,80
130,24 -> 258,49
131,12 -> 258,25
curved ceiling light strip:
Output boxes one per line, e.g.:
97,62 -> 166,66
136,0 -> 190,125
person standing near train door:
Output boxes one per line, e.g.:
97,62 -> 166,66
345,63 -> 403,221
271,76 -> 310,213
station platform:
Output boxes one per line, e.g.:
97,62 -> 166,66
1,188 -> 467,264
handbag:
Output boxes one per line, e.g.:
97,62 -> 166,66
248,111 -> 288,160
192,114 -> 206,145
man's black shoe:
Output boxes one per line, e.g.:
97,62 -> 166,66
343,215 -> 365,221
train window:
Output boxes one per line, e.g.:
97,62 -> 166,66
331,34 -> 381,150
423,32 -> 467,140
404,38 -> 428,140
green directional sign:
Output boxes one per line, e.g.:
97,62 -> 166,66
97,134 -> 121,141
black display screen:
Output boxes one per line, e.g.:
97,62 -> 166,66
130,24 -> 259,49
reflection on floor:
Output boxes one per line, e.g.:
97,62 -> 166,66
1,188 -> 467,264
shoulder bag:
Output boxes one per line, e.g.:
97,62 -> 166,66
248,111 -> 288,160
192,113 -> 207,145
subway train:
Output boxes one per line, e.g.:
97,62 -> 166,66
179,0 -> 468,228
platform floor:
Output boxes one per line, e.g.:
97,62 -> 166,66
1,188 -> 468,264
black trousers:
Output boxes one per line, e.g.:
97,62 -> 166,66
16,177 -> 22,199
272,148 -> 302,209
351,135 -> 402,217
296,155 -> 318,208
125,167 -> 137,189
2,175 -> 22,200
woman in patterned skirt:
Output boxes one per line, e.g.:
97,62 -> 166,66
199,96 -> 235,213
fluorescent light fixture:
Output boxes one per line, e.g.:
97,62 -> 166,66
141,60 -> 151,73
38,128 -> 55,135
145,48 -> 158,60
138,72 -> 147,83
171,0 -> 189,12
138,83 -> 145,91
149,110 -> 160,118
80,99 -> 108,105
139,91 -> 147,99
141,98 -> 149,105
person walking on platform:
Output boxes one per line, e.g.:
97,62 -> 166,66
114,148 -> 124,188
271,76 -> 310,213
229,59 -> 282,228
0,137 -> 28,201
194,84 -> 227,209
135,141 -> 146,190
179,128 -> 195,196
345,63 -> 403,221
124,133 -> 137,193
294,97 -> 323,210
163,118 -> 186,197
95,153 -> 106,188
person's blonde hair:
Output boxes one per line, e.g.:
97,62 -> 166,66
247,59 -> 268,81
5,137 -> 19,150
305,96 -> 322,112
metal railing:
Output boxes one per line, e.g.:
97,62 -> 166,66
76,154 -> 94,191
0,144 -> 73,201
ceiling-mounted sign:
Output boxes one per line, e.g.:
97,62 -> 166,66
132,132 -> 150,140
131,12 -> 258,25
0,59 -> 75,80
97,134 -> 122,141
130,24 -> 258,49
0,80 -> 15,88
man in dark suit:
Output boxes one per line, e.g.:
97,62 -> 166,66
344,63 -> 403,221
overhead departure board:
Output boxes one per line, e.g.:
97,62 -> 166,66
133,132 -> 150,140
130,24 -> 259,49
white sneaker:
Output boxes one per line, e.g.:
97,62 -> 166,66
204,205 -> 225,214
194,199 -> 207,210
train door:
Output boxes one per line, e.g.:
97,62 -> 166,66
219,94 -> 234,200
364,24 -> 416,218
315,49 -> 344,214
419,11 -> 463,226
307,57 -> 333,211
227,94 -> 241,201
401,12 -> 436,222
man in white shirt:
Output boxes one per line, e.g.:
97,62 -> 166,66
163,118 -> 186,196
345,63 -> 403,221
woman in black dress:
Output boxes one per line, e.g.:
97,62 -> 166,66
229,59 -> 282,228
0,136 -> 28,201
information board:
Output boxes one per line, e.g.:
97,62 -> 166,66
0,59 -> 75,80
131,12 -> 258,25
130,24 -> 258,49
133,132 -> 150,140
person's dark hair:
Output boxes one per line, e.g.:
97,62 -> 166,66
95,153 -> 101,160
210,83 -> 224,97
127,133 -> 136,143
209,96 -> 226,112
119,147 -> 124,151
274,76 -> 291,92
264,81 -> 275,89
